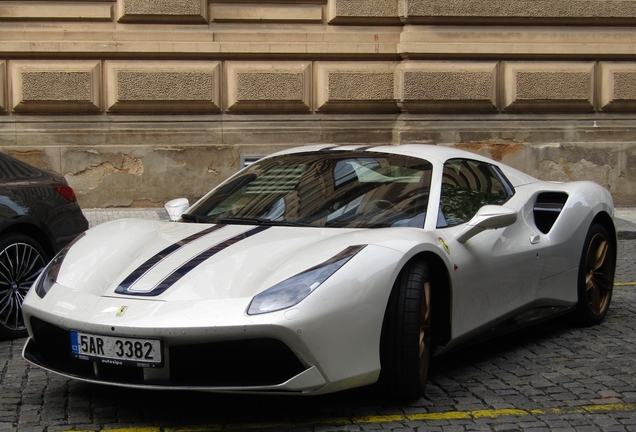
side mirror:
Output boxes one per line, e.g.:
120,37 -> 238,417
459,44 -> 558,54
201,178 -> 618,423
164,198 -> 190,222
454,205 -> 517,244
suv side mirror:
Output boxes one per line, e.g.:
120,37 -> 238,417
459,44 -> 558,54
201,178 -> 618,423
165,198 -> 190,222
454,205 -> 517,243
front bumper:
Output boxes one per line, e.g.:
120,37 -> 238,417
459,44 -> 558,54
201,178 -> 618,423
23,316 -> 327,393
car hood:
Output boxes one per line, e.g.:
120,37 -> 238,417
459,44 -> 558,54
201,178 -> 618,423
55,219 -> 412,302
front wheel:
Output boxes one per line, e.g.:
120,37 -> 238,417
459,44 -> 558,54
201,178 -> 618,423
574,223 -> 615,326
0,233 -> 48,339
379,260 -> 432,400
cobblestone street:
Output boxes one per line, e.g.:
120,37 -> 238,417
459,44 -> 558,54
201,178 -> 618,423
1,227 -> 635,431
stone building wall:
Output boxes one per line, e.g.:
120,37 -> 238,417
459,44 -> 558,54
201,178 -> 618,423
1,0 -> 636,207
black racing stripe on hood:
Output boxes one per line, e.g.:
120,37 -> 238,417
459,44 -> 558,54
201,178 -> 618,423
120,225 -> 270,297
115,224 -> 226,295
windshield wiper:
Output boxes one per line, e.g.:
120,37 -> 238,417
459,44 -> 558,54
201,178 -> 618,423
180,213 -> 211,224
265,220 -> 313,227
218,217 -> 311,227
217,217 -> 263,225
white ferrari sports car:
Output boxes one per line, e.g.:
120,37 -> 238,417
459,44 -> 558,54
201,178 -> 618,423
22,144 -> 616,399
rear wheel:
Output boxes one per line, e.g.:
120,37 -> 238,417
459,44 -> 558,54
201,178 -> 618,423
0,233 -> 48,338
574,223 -> 615,326
380,260 -> 432,400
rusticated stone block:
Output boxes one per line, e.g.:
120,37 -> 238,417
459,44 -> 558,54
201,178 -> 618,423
328,73 -> 393,99
105,61 -> 221,114
502,62 -> 595,112
315,62 -> 399,113
118,0 -> 206,23
398,62 -> 497,113
402,0 -> 636,24
11,61 -> 101,114
0,61 -> 5,113
327,0 -> 400,24
226,62 -> 311,113
0,3 -> 112,21
211,4 -> 322,22
599,63 -> 636,112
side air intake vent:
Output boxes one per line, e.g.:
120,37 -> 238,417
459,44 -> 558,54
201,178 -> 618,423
533,192 -> 568,234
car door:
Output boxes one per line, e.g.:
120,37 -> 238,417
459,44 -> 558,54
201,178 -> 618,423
436,158 -> 545,340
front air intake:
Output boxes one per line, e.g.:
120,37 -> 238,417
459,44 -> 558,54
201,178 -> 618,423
169,339 -> 306,386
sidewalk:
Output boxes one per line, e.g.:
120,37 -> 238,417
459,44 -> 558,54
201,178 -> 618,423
82,207 -> 636,239
612,208 -> 636,239
83,207 -> 169,228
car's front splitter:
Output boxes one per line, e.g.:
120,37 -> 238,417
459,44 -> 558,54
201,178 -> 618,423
23,334 -> 329,394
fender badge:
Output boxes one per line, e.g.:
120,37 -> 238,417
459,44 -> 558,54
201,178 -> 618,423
438,237 -> 451,255
116,306 -> 128,317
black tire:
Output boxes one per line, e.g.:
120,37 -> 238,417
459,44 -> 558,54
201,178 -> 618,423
574,223 -> 615,327
379,260 -> 432,400
0,233 -> 48,339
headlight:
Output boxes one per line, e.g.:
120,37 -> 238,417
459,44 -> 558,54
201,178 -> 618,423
247,245 -> 365,315
34,233 -> 85,298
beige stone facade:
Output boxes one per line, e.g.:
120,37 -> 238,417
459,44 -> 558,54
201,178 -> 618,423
1,0 -> 636,207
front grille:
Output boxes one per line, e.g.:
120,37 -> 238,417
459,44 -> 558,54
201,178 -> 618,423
27,318 -> 306,388
170,339 -> 306,386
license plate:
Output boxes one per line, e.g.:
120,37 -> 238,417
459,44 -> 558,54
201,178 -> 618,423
70,331 -> 162,367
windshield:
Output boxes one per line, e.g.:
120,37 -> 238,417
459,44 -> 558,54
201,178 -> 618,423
187,151 -> 433,229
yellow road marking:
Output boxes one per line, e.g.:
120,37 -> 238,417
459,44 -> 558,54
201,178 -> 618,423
615,281 -> 636,286
62,403 -> 636,432
352,414 -> 406,423
469,408 -> 530,419
531,403 -> 636,415
408,411 -> 471,421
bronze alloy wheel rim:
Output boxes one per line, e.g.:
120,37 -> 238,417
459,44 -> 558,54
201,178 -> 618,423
0,243 -> 45,331
584,232 -> 613,316
419,277 -> 432,386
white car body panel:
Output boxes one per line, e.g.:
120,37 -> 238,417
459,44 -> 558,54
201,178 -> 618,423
22,144 -> 615,395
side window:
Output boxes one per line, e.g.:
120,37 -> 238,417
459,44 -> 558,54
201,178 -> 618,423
438,159 -> 513,228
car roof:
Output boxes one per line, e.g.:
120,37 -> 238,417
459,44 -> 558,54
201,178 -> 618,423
273,144 -> 493,163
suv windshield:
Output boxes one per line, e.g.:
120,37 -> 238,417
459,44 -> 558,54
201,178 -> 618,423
188,151 -> 433,229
